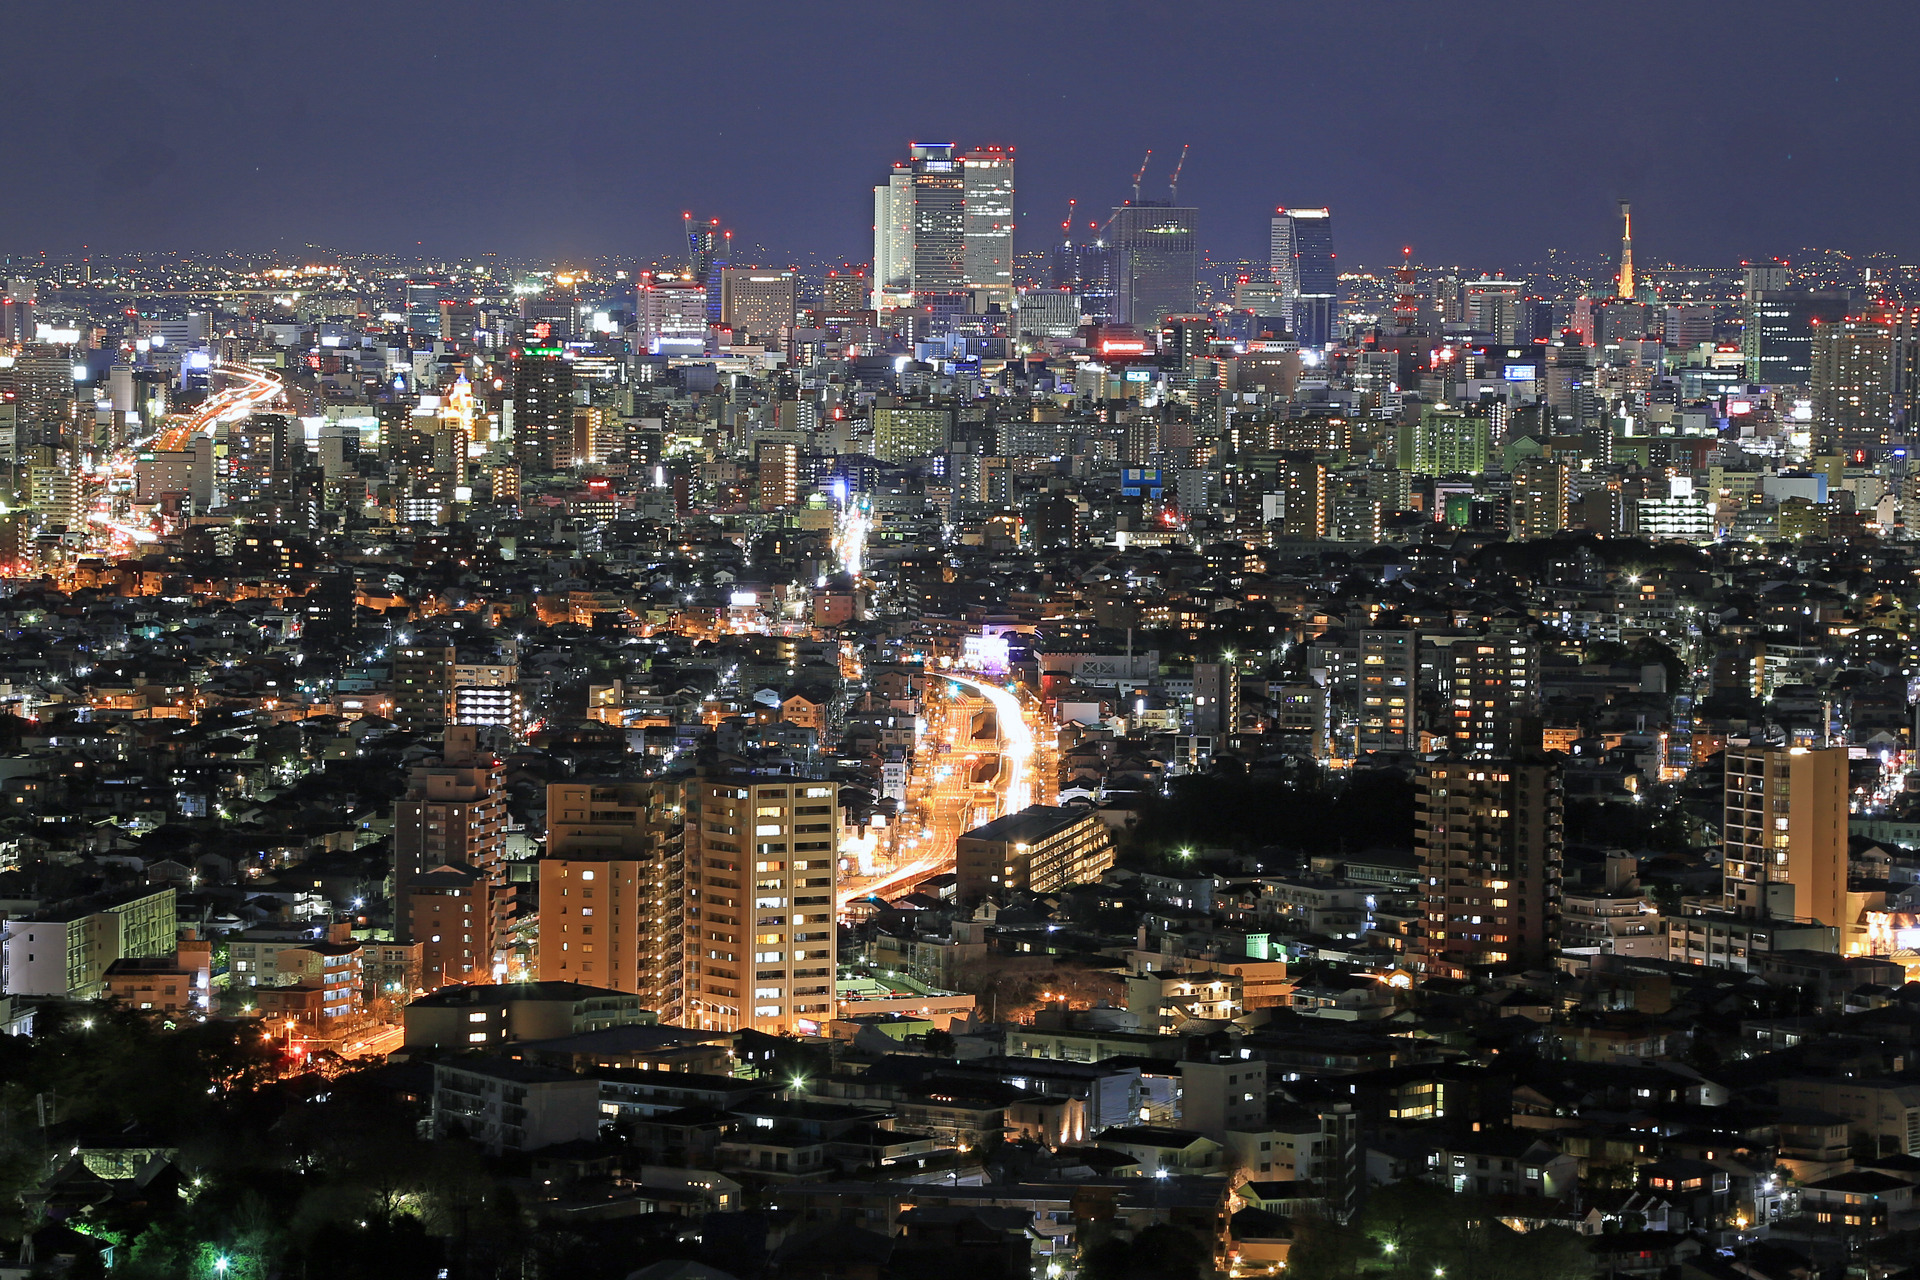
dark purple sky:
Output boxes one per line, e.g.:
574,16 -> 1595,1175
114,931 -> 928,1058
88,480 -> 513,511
3,0 -> 1915,271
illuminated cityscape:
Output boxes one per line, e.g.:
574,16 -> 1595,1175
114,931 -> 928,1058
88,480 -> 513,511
5,3 -> 1920,1278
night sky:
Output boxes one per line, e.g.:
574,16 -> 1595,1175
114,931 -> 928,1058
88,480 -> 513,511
3,0 -> 1916,271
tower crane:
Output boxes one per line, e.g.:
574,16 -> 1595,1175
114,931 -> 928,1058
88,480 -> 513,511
1130,150 -> 1152,205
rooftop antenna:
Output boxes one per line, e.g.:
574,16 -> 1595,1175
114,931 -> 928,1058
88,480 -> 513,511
1168,144 -> 1190,203
1131,149 -> 1152,205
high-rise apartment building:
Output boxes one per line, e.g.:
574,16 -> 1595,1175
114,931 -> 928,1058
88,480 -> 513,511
539,780 -> 685,1018
1105,202 -> 1197,329
1357,628 -> 1417,755
873,144 -> 1016,309
391,645 -> 456,733
1414,758 -> 1563,976
682,776 -> 839,1035
1278,456 -> 1328,539
1445,624 -> 1540,758
1811,307 -> 1920,453
755,439 -> 800,510
394,727 -> 511,990
1721,744 -> 1848,925
1397,405 -> 1492,476
511,345 -> 574,474
2,351 -> 78,458
1510,457 -> 1570,540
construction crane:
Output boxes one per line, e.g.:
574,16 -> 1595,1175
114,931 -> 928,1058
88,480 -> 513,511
1130,149 -> 1152,205
1062,198 -> 1077,245
1168,144 -> 1190,202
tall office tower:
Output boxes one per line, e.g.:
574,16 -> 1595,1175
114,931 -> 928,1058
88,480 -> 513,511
1270,207 -> 1336,295
822,268 -> 870,312
3,351 -> 77,459
718,268 -> 798,346
406,281 -> 445,336
1744,289 -> 1852,385
511,344 -> 574,474
539,780 -> 685,1017
1278,456 -> 1328,539
686,216 -> 725,286
1463,278 -> 1526,342
1106,202 -> 1197,328
872,144 -> 1016,310
909,144 -> 965,295
1414,758 -> 1563,976
635,275 -> 710,352
1445,624 -> 1540,758
1356,628 -> 1417,755
1509,457 -> 1570,540
1545,333 -> 1598,426
1616,202 -> 1634,299
962,147 -> 1016,292
0,279 -> 35,344
1812,307 -> 1920,453
391,644 -> 456,733
1721,743 -> 1848,925
1663,304 -> 1717,350
393,727 -> 510,989
519,285 -> 576,344
682,776 -> 840,1035
1271,207 -> 1337,343
873,167 -> 916,309
755,439 -> 800,510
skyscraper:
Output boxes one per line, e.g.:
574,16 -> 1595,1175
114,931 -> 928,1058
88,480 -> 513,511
1721,743 -> 1848,925
511,344 -> 574,473
1271,207 -> 1336,344
962,147 -> 1016,293
1744,288 -> 1851,385
1444,623 -> 1541,758
1105,202 -> 1197,329
1414,757 -> 1563,976
1270,207 -> 1336,297
872,143 -> 1016,310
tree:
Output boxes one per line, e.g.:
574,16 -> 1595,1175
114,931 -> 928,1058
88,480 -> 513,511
1079,1223 -> 1211,1280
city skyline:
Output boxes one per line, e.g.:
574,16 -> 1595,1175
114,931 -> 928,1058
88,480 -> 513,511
3,2 -> 1920,269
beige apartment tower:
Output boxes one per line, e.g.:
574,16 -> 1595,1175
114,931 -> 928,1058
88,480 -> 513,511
682,776 -> 839,1035
539,780 -> 686,1019
1722,743 -> 1848,925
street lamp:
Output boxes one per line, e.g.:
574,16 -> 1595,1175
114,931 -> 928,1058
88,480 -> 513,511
214,1257 -> 230,1276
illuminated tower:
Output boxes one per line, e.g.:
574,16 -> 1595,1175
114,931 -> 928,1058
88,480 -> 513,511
438,372 -> 475,484
1617,202 -> 1634,300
